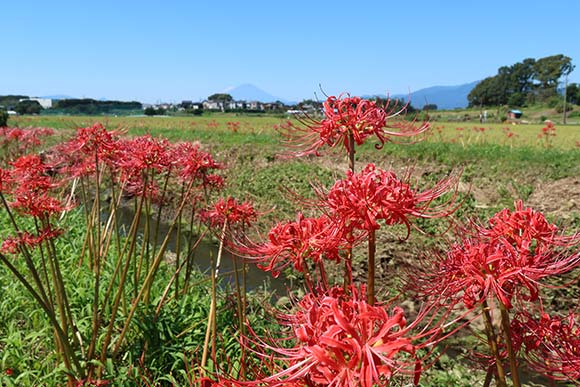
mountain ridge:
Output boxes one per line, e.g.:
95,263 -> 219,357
223,81 -> 479,109
366,81 -> 480,110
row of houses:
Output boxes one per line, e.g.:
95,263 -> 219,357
144,100 -> 286,113
191,100 -> 286,111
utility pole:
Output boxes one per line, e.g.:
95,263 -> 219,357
562,73 -> 568,124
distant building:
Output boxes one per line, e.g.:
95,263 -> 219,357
202,101 -> 219,110
227,101 -> 246,110
246,101 -> 264,110
507,109 -> 523,120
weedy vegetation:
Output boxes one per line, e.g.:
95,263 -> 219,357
1,99 -> 580,386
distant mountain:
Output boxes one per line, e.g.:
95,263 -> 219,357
223,84 -> 292,104
366,81 -> 480,110
40,94 -> 75,100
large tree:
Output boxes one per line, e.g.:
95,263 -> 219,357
207,93 -> 233,103
468,55 -> 575,107
566,83 -> 580,105
468,75 -> 510,107
533,54 -> 574,93
15,100 -> 43,115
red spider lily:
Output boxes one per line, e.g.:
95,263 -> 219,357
239,213 -> 346,278
1,227 -> 63,254
418,202 -> 580,310
104,136 -> 173,199
484,199 -> 578,251
9,154 -> 57,191
200,196 -> 257,230
280,94 -> 429,157
322,163 -> 460,237
206,120 -> 219,129
244,286 -> 440,387
0,167 -> 12,193
512,309 -> 580,381
0,126 -> 53,155
69,123 -> 119,155
541,122 -> 556,136
6,154 -> 70,217
51,123 -> 123,178
170,141 -> 224,186
227,121 -> 241,133
117,135 -> 172,173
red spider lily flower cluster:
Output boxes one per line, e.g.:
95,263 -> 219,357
512,310 -> 580,381
419,201 -> 580,310
54,125 -> 224,199
5,154 -> 70,218
539,121 -> 556,138
323,163 -> 459,237
53,123 -> 123,177
1,227 -> 63,254
244,286 -> 439,387
200,196 -> 257,230
171,141 -> 224,188
240,213 -> 345,278
280,94 -> 429,157
0,126 -> 53,156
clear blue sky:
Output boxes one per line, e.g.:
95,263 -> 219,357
3,0 -> 579,103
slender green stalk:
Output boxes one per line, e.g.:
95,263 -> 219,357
201,220 -> 228,372
0,193 -> 51,306
348,132 -> 355,173
343,132 -> 355,293
481,300 -> 507,387
0,253 -> 84,379
154,230 -> 207,317
112,182 -> 194,356
367,229 -> 376,305
151,168 -> 172,260
499,302 -> 521,387
87,154 -> 103,374
99,192 -> 146,363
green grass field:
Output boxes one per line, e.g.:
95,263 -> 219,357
10,113 -> 580,148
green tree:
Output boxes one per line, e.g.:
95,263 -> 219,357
468,75 -> 509,107
0,110 -> 8,127
566,83 -> 580,105
144,107 -> 157,116
207,93 -> 233,102
509,58 -> 536,94
15,100 -> 43,115
533,54 -> 574,94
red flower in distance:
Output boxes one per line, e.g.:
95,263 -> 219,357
201,196 -> 257,230
245,286 -> 438,387
280,94 -> 429,157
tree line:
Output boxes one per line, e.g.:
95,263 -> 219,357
54,99 -> 142,115
468,54 -> 575,107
